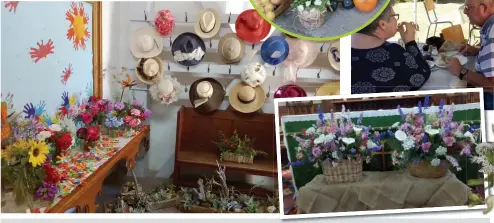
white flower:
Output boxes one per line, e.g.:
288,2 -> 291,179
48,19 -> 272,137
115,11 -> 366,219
435,146 -> 447,156
463,131 -> 474,142
339,146 -> 346,151
297,5 -> 304,11
36,131 -> 52,141
314,0 -> 322,6
48,124 -> 62,132
367,140 -> 378,149
267,206 -> 277,213
313,134 -> 335,145
331,151 -> 339,159
341,137 -> 355,145
305,1 -> 311,7
313,162 -> 319,168
454,130 -> 463,138
353,126 -> 363,135
306,127 -> 316,135
394,130 -> 407,141
296,147 -> 302,152
391,122 -> 400,128
359,145 -> 366,151
425,128 -> 440,136
431,158 -> 441,167
60,116 -> 77,135
402,137 -> 415,150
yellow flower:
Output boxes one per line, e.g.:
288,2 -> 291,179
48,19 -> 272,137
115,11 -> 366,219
1,147 -> 12,160
51,115 -> 59,124
28,140 -> 49,167
69,93 -> 77,106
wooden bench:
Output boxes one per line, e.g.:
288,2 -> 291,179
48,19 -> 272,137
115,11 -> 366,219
173,106 -> 277,196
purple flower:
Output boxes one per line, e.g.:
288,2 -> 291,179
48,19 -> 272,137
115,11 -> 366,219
312,147 -> 322,158
421,142 -> 431,153
317,105 -> 325,125
397,105 -> 405,120
442,136 -> 455,147
361,133 -> 368,140
143,108 -> 152,118
107,101 -> 114,111
414,117 -> 424,127
418,101 -> 422,114
114,102 -> 125,111
350,148 -> 356,153
460,144 -> 471,156
330,109 -> 334,121
35,182 -> 59,201
132,100 -> 142,107
424,95 -> 430,108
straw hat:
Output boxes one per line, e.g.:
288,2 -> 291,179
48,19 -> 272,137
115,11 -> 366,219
194,8 -> 222,39
274,84 -> 307,98
149,75 -> 181,105
229,82 -> 265,113
218,33 -> 245,64
130,26 -> 164,58
315,81 -> 340,96
283,37 -> 318,81
135,57 -> 163,85
189,78 -> 226,113
261,36 -> 289,66
235,9 -> 271,43
240,62 -> 267,88
172,32 -> 206,66
328,39 -> 340,72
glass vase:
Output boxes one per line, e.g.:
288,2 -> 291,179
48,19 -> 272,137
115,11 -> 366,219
80,140 -> 97,151
109,128 -> 119,138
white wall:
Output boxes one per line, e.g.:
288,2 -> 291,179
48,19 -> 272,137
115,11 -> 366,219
102,1 -> 339,189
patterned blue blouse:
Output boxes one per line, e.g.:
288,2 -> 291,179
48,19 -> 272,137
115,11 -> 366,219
351,40 -> 431,94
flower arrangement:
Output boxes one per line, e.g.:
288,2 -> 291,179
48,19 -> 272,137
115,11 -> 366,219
387,96 -> 480,178
467,142 -> 494,214
291,0 -> 330,30
37,124 -> 74,163
104,112 -> 124,138
123,100 -> 152,129
75,96 -> 110,127
76,125 -> 101,151
212,130 -> 268,164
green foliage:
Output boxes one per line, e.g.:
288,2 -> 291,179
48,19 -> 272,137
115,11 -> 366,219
212,130 -> 268,160
291,0 -> 330,11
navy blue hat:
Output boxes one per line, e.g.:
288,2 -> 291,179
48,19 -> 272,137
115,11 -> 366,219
172,32 -> 206,67
260,36 -> 289,66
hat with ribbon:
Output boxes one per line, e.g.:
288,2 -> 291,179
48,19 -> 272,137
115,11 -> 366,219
172,32 -> 206,66
240,62 -> 267,88
194,8 -> 222,39
154,9 -> 175,37
316,81 -> 340,96
218,33 -> 245,64
130,26 -> 164,58
235,9 -> 271,43
149,75 -> 181,105
135,56 -> 163,85
282,37 -> 318,82
328,39 -> 340,72
274,84 -> 307,98
260,36 -> 289,66
229,82 -> 265,114
189,78 -> 226,113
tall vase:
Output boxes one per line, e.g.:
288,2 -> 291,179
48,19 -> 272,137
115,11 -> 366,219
80,140 -> 96,151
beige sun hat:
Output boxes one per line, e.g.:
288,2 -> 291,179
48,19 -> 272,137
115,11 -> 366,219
135,56 -> 163,85
194,8 -> 222,39
149,75 -> 181,105
130,26 -> 164,58
218,33 -> 245,64
328,39 -> 340,72
229,82 -> 265,114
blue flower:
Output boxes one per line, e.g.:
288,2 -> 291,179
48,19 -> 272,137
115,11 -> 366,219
418,101 -> 422,115
397,105 -> 405,120
424,95 -> 430,108
387,129 -> 395,137
422,134 -> 428,143
104,113 -> 124,128
350,148 -> 356,153
289,160 -> 306,167
317,105 -> 325,125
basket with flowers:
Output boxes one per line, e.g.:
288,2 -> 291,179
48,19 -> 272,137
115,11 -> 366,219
122,100 -> 152,130
212,130 -> 268,164
291,0 -> 330,30
387,95 -> 481,179
290,105 -> 382,184
36,123 -> 74,163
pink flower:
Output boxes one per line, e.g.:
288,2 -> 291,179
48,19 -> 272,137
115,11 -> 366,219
296,153 -> 304,160
361,133 -> 368,140
442,136 -> 456,147
414,117 -> 424,127
80,112 -> 94,125
421,142 -> 431,152
312,147 -> 322,158
90,103 -> 100,115
129,119 -> 141,128
130,108 -> 141,117
124,116 -> 133,124
460,144 -> 471,156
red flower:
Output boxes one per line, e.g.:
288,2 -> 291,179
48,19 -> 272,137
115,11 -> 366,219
55,132 -> 73,151
76,128 -> 87,139
43,165 -> 61,184
80,112 -> 94,125
86,125 -> 100,141
88,96 -> 99,103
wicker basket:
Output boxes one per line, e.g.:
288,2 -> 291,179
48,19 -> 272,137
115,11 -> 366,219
321,159 -> 363,184
408,160 -> 449,179
147,197 -> 180,211
274,0 -> 293,18
221,152 -> 254,164
297,8 -> 327,30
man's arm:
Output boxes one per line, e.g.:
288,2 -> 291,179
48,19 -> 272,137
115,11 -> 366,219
462,70 -> 494,91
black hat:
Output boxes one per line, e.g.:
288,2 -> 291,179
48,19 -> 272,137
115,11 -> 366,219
171,32 -> 206,67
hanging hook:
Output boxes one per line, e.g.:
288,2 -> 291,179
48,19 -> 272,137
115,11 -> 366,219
228,12 -> 232,23
184,82 -> 188,93
187,66 -> 190,71
266,86 -> 271,98
167,63 -> 171,71
185,12 -> 188,22
210,39 -> 212,48
228,65 -> 232,74
207,64 -> 210,73
272,66 -> 276,76
317,69 -> 321,78
320,43 -> 326,52
169,37 -> 172,46
144,10 -> 148,21
252,43 -> 255,50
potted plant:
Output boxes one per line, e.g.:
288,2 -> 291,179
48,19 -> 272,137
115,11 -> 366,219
291,0 -> 330,30
76,125 -> 100,151
212,130 -> 268,164
290,105 -> 380,184
387,96 -> 480,179
146,184 -> 179,211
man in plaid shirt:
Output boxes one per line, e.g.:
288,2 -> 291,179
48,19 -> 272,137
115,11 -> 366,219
446,0 -> 494,110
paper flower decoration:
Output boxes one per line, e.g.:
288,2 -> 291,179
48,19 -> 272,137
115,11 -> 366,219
154,9 -> 175,37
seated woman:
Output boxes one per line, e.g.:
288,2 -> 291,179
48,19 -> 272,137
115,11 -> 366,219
351,1 -> 431,94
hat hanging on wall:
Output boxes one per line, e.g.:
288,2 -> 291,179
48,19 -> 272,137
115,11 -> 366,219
229,82 -> 265,114
282,37 -> 318,82
135,56 -> 163,85
240,62 -> 266,88
130,26 -> 164,58
218,33 -> 245,64
149,75 -> 181,105
328,39 -> 340,72
316,81 -> 340,96
194,8 -> 222,39
260,36 -> 289,66
172,32 -> 206,66
189,78 -> 226,113
235,9 -> 271,43
154,9 -> 175,37
274,84 -> 307,98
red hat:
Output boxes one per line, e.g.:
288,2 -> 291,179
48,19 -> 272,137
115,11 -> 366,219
274,84 -> 307,98
235,9 -> 271,43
